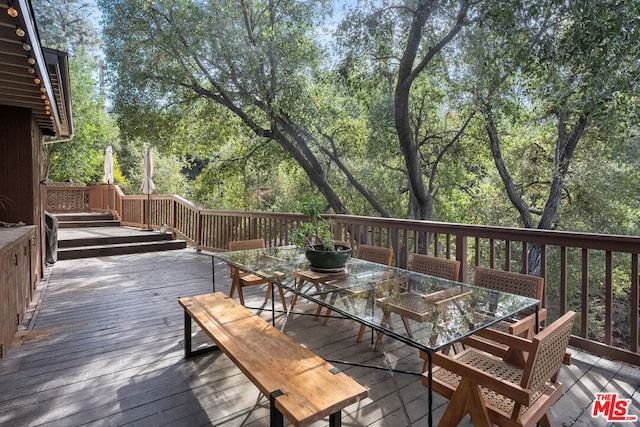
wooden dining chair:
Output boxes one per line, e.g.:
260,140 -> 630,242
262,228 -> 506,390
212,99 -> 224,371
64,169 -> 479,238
411,254 -> 461,282
315,244 -> 394,336
442,267 -> 551,368
472,267 -> 547,339
426,311 -> 575,427
373,254 -> 461,351
356,244 -> 394,266
227,238 -> 287,310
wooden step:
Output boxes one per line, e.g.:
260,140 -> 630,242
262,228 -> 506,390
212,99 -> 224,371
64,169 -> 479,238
58,232 -> 173,249
53,213 -> 115,222
57,240 -> 187,260
58,220 -> 121,228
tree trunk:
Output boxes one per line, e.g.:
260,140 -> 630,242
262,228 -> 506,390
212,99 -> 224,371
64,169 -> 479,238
394,0 -> 470,220
485,107 -> 590,274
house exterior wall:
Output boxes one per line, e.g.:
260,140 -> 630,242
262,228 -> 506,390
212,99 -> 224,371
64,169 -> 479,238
0,104 -> 44,281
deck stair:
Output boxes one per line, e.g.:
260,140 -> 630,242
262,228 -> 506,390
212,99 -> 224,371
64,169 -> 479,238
55,212 -> 121,228
54,213 -> 187,260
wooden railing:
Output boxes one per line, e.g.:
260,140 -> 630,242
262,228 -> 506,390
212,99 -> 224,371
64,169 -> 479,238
44,184 -> 640,366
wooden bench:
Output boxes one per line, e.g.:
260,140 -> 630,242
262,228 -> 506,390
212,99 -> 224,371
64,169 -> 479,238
178,292 -> 368,427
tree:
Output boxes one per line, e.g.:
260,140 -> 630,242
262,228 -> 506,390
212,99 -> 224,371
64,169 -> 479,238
31,0 -> 119,183
100,0 -> 397,215
337,1 -> 477,220
32,0 -> 100,53
43,50 -> 119,184
459,0 -> 640,270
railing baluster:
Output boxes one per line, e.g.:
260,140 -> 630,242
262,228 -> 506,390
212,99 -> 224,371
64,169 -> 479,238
605,251 -> 613,345
541,244 -> 547,311
632,253 -> 638,353
581,248 -> 589,338
489,238 -> 495,268
560,246 -> 567,315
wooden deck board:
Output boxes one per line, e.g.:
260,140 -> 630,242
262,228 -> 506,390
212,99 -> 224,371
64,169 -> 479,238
0,248 -> 638,426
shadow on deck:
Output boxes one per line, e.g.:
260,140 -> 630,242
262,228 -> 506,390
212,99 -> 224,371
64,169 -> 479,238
0,249 -> 638,426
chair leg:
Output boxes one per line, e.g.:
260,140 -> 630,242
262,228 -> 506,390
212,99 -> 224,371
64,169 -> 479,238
322,292 -> 339,325
466,381 -> 491,427
400,316 -> 413,338
229,272 -> 238,298
356,324 -> 367,342
374,331 -> 385,351
373,313 -> 392,351
263,284 -> 272,304
322,308 -> 333,325
237,285 -> 246,306
439,377 -> 491,427
538,414 -> 552,427
277,285 -> 287,311
290,279 -> 303,310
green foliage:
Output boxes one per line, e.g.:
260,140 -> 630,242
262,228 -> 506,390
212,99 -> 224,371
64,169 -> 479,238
117,143 -> 187,196
44,50 -> 120,184
91,0 -> 640,245
32,0 -> 100,53
291,196 -> 335,250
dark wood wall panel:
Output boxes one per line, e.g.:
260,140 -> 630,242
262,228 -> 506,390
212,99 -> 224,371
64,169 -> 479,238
0,105 -> 34,225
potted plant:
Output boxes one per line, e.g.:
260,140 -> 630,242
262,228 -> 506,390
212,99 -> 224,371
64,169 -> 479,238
291,197 -> 352,271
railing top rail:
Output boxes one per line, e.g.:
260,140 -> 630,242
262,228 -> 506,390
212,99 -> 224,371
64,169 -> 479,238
198,209 -> 307,220
172,194 -> 199,210
332,214 -> 640,253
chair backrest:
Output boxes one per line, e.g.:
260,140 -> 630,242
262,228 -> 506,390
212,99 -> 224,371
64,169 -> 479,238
521,311 -> 575,393
356,244 -> 394,266
228,238 -> 266,251
410,254 -> 461,281
473,267 -> 544,308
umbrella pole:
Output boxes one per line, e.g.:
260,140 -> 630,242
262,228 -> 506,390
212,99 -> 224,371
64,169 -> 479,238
146,193 -> 152,231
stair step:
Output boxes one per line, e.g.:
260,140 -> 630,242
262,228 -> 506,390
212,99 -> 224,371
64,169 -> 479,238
57,240 -> 187,260
59,220 -> 121,228
58,232 -> 173,248
54,213 -> 114,222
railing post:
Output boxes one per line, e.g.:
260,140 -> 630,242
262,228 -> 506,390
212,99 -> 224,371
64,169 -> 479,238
196,207 -> 203,251
172,197 -> 177,236
250,217 -> 257,240
456,234 -> 467,283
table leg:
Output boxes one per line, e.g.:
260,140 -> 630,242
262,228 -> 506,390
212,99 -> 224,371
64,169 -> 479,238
211,257 -> 216,293
271,284 -> 276,326
428,352 -> 433,427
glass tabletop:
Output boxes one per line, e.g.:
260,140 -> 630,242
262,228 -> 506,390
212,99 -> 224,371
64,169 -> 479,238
212,246 -> 539,352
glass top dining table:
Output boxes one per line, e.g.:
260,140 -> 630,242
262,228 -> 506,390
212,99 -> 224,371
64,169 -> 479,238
210,245 -> 539,427
211,245 -> 539,354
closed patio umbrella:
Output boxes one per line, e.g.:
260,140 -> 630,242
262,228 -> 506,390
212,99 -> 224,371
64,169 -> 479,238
141,147 -> 155,230
103,146 -> 114,209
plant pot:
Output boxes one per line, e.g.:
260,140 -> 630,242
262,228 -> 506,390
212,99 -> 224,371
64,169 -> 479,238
305,244 -> 352,270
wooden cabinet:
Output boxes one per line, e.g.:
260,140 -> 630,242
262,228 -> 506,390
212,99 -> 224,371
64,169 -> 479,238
0,226 -> 36,359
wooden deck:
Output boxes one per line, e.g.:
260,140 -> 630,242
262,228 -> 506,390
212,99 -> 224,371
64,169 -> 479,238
0,248 -> 638,426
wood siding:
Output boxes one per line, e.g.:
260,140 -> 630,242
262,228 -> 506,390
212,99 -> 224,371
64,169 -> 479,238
0,226 -> 36,359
